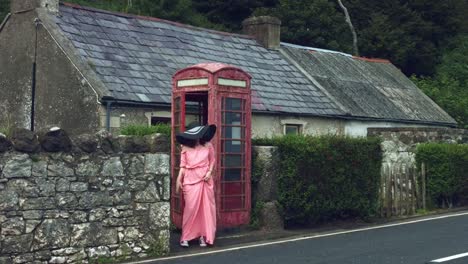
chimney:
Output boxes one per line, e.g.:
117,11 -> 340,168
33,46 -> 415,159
242,16 -> 281,50
10,0 -> 58,14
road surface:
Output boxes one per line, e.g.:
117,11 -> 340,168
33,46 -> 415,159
133,212 -> 468,264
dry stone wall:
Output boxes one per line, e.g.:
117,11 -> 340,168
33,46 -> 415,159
0,129 -> 171,263
368,127 -> 468,166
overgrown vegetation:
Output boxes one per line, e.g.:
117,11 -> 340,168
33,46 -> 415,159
416,143 -> 468,209
147,237 -> 170,257
254,135 -> 382,227
120,123 -> 171,137
412,35 -> 468,128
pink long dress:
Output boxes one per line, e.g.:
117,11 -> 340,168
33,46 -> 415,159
180,142 -> 217,245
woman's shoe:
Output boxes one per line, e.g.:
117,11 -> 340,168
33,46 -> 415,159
180,240 -> 189,248
199,236 -> 207,247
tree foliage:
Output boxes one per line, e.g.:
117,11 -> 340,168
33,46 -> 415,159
412,35 -> 468,128
0,0 -> 8,23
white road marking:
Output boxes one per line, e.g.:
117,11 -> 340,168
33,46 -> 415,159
430,252 -> 468,263
126,211 -> 468,263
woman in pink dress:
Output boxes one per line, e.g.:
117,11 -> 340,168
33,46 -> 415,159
175,124 -> 217,247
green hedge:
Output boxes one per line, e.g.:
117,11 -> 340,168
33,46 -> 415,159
120,124 -> 171,137
254,135 -> 382,227
416,143 -> 468,208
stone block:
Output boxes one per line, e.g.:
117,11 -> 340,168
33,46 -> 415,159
1,234 -> 33,254
56,178 -> 70,192
31,160 -> 48,177
135,182 -> 159,202
146,134 -> 170,153
71,223 -> 118,247
144,153 -> 170,175
101,157 -> 124,176
74,134 -> 98,153
2,154 -> 32,178
32,219 -> 71,250
123,155 -> 144,176
69,211 -> 87,223
10,129 -> 40,153
22,197 -> 55,210
0,190 -> 19,211
148,202 -> 170,229
86,246 -> 111,258
76,160 -> 100,177
23,210 -> 43,220
1,217 -> 25,236
48,162 -> 74,177
119,136 -> 149,153
39,129 -> 72,153
70,182 -> 88,192
56,193 -> 78,209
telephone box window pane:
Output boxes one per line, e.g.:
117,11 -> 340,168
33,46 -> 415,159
223,155 -> 242,167
223,126 -> 244,139
225,98 -> 242,111
224,140 -> 243,153
222,196 -> 244,210
224,112 -> 242,124
223,182 -> 243,195
223,168 -> 241,181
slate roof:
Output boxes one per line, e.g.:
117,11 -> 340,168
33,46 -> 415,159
281,43 -> 457,125
53,3 -> 343,116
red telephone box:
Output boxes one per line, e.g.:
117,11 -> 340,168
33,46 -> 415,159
171,63 -> 252,228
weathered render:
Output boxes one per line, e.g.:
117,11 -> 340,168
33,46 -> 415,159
0,1 -> 104,134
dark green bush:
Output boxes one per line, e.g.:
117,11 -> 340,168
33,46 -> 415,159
120,124 -> 171,137
416,143 -> 468,208
257,135 -> 382,227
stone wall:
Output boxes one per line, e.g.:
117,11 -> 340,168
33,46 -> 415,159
252,146 -> 283,230
368,127 -> 468,166
0,129 -> 171,263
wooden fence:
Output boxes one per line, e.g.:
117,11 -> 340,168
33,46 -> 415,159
380,162 -> 427,217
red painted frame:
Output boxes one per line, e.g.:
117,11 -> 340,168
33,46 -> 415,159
171,63 -> 252,228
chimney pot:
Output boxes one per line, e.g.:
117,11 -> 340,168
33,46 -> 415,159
242,16 -> 281,50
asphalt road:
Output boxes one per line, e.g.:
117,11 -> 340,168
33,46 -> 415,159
139,212 -> 468,264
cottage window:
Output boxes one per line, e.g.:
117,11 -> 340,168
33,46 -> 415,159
284,124 -> 301,135
151,116 -> 170,125
280,119 -> 307,135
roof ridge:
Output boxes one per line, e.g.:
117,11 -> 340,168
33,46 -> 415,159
281,42 -> 392,64
60,2 -> 254,40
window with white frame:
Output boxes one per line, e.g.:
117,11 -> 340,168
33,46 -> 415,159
281,119 -> 307,135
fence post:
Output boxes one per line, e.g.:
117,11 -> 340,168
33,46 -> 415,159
421,162 -> 426,210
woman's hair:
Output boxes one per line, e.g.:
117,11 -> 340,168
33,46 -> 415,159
180,138 -> 197,148
199,138 -> 208,146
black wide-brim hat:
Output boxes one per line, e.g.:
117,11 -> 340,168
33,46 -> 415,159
176,124 -> 217,145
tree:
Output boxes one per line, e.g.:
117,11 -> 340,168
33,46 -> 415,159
254,0 -> 353,53
412,35 -> 468,128
0,0 -> 9,23
192,0 -> 278,32
337,0 -> 359,56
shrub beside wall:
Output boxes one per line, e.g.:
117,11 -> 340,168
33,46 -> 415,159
254,135 -> 382,227
416,143 -> 468,208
